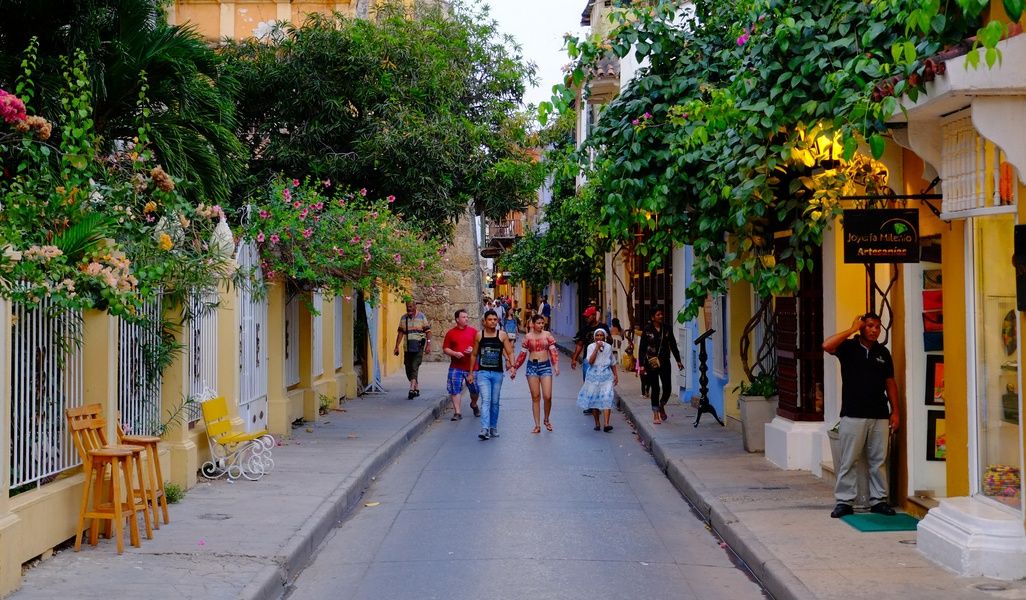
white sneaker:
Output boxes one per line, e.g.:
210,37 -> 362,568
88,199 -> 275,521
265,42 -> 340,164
478,428 -> 490,440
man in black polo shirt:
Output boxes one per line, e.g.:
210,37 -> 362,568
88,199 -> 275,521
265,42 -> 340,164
822,312 -> 901,518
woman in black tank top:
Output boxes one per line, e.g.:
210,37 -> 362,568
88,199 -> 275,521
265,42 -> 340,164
472,310 -> 515,440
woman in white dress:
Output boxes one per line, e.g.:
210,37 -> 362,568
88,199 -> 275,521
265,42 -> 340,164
576,328 -> 619,432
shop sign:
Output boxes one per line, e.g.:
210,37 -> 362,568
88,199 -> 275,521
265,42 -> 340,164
843,209 -> 920,264
1014,225 -> 1026,311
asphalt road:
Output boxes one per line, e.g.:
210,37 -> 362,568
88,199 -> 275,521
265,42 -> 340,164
284,367 -> 768,600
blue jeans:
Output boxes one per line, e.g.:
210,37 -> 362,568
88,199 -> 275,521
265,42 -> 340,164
476,370 -> 504,430
582,361 -> 590,381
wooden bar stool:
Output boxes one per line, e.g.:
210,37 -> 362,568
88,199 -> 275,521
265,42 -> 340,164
76,446 -> 140,554
67,405 -> 153,549
117,416 -> 169,528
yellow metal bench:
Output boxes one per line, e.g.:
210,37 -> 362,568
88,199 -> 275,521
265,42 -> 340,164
199,397 -> 275,481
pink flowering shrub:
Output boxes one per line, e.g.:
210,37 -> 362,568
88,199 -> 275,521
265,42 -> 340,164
243,178 -> 441,299
0,50 -> 232,318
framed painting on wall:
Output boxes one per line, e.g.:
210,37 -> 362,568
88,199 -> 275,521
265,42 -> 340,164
926,410 -> 947,461
925,354 -> 944,406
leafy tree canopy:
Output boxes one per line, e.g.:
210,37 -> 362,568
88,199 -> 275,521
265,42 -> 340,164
546,0 -> 987,319
222,0 -> 543,240
0,0 -> 246,204
501,110 -> 602,290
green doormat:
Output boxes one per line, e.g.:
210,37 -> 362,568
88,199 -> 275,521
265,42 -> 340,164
841,512 -> 919,532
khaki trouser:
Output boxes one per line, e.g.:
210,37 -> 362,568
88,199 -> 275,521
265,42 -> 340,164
835,416 -> 889,506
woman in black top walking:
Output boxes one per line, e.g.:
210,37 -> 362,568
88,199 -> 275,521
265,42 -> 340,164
638,308 -> 683,424
472,309 -> 516,440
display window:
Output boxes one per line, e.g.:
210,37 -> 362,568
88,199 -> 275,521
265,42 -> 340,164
970,213 -> 1023,511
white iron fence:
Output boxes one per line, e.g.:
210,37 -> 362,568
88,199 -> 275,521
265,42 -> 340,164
117,296 -> 163,437
238,241 -> 268,407
187,290 -> 219,422
334,296 -> 344,370
311,293 -> 323,378
284,296 -> 300,387
9,301 -> 83,492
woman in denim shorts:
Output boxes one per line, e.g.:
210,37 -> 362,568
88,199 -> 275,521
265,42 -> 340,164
511,315 -> 560,433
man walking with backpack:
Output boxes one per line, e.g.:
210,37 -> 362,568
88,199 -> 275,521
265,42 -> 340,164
394,301 -> 432,399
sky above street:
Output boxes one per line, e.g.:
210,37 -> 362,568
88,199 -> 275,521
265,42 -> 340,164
475,0 -> 586,109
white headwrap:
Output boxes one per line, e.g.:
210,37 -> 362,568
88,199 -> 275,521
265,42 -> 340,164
593,328 -> 609,339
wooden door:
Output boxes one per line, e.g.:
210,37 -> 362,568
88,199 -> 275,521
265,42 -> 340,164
775,244 -> 824,421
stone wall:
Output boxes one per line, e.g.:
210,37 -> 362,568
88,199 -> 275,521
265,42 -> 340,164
414,207 -> 483,362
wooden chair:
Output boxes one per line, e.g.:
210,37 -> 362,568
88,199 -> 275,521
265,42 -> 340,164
66,404 -> 153,553
199,397 -> 275,481
116,414 -> 170,529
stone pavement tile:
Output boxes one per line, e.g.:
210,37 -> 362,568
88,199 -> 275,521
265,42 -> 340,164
289,558 -> 711,600
675,564 -> 769,600
372,506 -> 675,564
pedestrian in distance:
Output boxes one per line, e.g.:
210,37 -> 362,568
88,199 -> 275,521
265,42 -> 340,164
472,309 -> 516,440
393,301 -> 432,399
638,308 -> 684,424
511,314 -> 560,433
540,295 -> 552,330
503,302 -> 520,345
442,309 -> 480,421
822,312 -> 901,518
576,328 -> 619,432
571,305 -> 601,414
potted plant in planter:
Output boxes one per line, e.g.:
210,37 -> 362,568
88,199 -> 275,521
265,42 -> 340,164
736,371 -> 777,452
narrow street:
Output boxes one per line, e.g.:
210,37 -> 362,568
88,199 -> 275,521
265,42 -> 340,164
285,369 -> 768,600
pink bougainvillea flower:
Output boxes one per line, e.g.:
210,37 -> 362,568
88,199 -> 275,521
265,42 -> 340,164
259,210 -> 270,219
631,118 -> 640,126
257,232 -> 265,243
359,188 -> 367,196
363,240 -> 373,250
322,179 -> 332,188
643,112 -> 652,119
299,208 -> 309,219
283,188 -> 292,201
737,33 -> 749,46
393,253 -> 402,264
387,195 -> 396,203
314,202 -> 324,210
0,90 -> 27,124
293,201 -> 302,209
302,228 -> 313,239
292,179 -> 300,186
351,236 -> 361,244
338,216 -> 346,223
419,260 -> 426,270
363,253 -> 371,262
270,234 -> 280,244
370,211 -> 378,218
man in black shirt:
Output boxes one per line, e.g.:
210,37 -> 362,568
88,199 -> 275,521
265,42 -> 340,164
822,312 -> 901,518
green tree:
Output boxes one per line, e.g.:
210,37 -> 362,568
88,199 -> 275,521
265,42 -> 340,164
0,0 -> 246,203
221,0 -> 541,239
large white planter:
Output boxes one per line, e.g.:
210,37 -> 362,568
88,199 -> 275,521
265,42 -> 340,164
739,394 -> 778,452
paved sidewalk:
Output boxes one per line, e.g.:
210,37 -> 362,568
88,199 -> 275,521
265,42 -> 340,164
8,362 -> 456,600
554,333 -> 1026,600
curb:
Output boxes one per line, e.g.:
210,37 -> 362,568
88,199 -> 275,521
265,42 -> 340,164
239,393 -> 452,600
555,338 -> 813,600
615,389 -> 816,600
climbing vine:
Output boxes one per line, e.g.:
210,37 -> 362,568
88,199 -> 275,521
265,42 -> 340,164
544,0 -> 1003,319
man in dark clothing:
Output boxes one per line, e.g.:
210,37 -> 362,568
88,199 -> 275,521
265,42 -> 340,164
637,308 -> 683,423
822,312 -> 901,518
